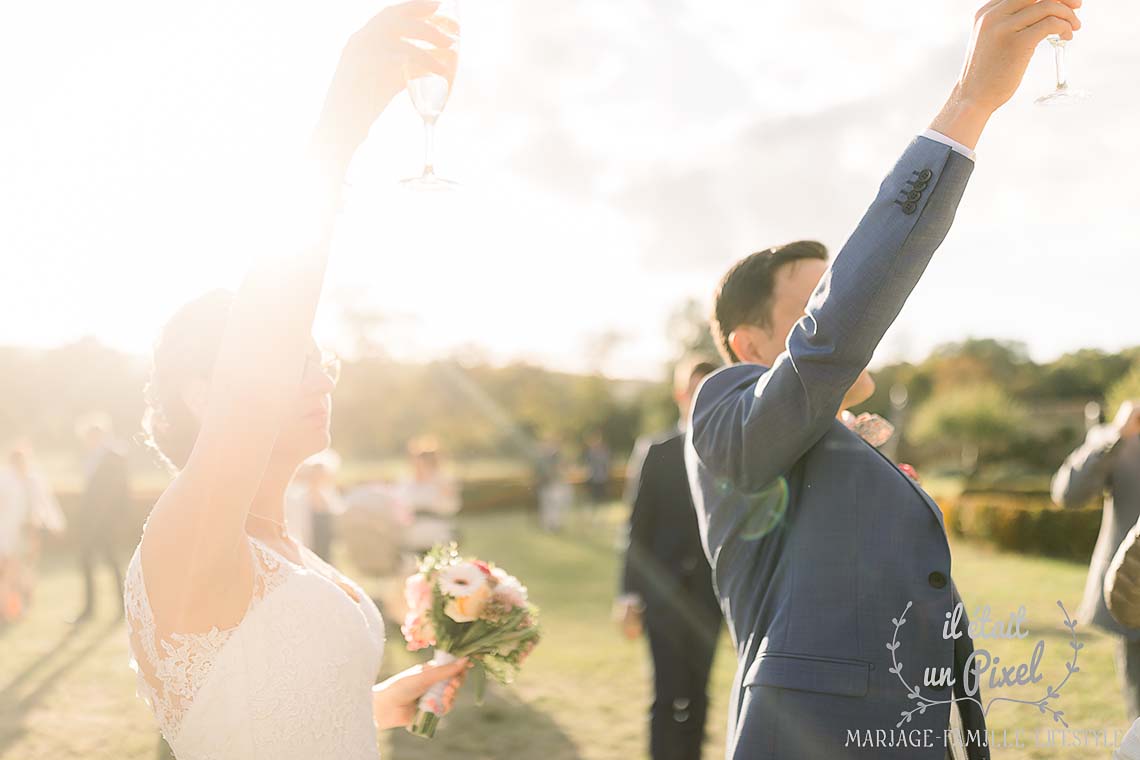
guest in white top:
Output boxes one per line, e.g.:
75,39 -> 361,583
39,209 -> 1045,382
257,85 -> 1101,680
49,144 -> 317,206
0,446 -> 66,621
400,436 -> 460,555
0,450 -> 29,623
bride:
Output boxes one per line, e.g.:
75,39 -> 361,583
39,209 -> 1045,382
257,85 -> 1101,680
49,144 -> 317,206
122,3 -> 467,757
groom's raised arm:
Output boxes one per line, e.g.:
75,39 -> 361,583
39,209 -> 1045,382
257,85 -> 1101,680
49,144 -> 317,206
691,136 -> 973,491
690,0 -> 1082,495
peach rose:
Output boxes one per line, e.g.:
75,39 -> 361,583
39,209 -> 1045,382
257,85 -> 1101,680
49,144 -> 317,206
444,583 -> 492,622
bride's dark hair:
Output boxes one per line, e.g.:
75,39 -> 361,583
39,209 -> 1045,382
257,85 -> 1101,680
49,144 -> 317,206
141,289 -> 235,473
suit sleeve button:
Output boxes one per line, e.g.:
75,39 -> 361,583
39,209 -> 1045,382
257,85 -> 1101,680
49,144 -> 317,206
907,190 -> 921,202
918,168 -> 933,182
928,571 -> 947,589
902,201 -> 918,215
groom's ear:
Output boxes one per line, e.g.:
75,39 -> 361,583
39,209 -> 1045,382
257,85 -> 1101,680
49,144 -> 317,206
728,328 -> 755,365
730,323 -> 778,366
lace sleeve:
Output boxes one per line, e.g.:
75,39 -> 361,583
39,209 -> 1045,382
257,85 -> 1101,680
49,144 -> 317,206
123,538 -> 287,741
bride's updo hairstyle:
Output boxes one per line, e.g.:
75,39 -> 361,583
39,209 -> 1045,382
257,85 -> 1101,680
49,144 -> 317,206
141,289 -> 235,473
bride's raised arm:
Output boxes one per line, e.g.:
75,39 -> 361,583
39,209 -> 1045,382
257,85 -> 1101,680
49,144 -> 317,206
144,0 -> 457,590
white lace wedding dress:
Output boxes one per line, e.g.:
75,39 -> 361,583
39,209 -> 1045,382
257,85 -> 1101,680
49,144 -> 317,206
123,532 -> 386,759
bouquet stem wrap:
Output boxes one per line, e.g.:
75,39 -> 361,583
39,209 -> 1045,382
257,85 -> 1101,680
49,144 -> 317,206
408,650 -> 457,738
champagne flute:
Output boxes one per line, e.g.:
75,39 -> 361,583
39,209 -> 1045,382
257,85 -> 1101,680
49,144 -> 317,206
401,0 -> 459,190
1036,35 -> 1088,105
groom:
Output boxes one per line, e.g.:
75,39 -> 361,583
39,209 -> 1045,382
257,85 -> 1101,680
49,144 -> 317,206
684,1 -> 1082,758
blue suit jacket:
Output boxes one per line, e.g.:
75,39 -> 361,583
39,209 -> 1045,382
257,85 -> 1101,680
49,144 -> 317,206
686,137 -> 987,759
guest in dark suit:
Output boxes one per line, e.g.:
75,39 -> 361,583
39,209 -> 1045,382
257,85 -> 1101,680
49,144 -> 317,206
70,413 -> 129,624
617,357 -> 722,760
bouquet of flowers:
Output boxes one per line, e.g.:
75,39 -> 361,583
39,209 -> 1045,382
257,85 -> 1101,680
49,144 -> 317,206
401,543 -> 541,738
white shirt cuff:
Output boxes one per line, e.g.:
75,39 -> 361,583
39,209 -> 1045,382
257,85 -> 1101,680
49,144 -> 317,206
616,593 -> 645,611
921,129 -> 976,162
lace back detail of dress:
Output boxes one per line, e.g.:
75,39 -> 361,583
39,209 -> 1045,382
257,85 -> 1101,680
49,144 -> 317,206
124,537 -> 290,741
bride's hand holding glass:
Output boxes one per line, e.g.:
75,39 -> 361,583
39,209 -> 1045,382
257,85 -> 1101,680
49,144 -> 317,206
312,0 -> 459,164
401,0 -> 461,189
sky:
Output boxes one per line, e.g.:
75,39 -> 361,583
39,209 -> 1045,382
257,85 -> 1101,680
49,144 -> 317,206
1,1 -> 1137,379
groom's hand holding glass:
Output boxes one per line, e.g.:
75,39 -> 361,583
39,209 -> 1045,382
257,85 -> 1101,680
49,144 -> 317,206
930,0 -> 1081,151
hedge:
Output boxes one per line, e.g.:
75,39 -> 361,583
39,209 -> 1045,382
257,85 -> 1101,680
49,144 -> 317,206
937,489 -> 1103,562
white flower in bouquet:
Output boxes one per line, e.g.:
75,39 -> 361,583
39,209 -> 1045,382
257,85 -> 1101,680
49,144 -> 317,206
490,567 -> 528,604
439,562 -> 486,597
440,562 -> 492,622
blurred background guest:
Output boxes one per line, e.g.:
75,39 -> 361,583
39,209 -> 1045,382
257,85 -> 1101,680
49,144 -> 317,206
69,412 -> 129,624
341,477 -> 410,625
0,453 -> 29,624
1117,717 -> 1140,760
534,434 -> 570,533
285,449 -> 345,560
616,357 -> 722,760
308,449 -> 344,562
582,429 -> 612,521
1,445 -> 66,621
400,436 -> 460,556
1052,398 -> 1140,720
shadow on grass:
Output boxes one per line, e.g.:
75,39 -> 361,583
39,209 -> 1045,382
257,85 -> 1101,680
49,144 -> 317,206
0,616 -> 120,755
378,618 -> 582,760
561,507 -> 626,552
385,682 -> 583,760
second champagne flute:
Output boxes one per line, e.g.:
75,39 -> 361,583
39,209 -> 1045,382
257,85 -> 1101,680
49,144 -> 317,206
401,0 -> 459,190
1036,35 -> 1088,106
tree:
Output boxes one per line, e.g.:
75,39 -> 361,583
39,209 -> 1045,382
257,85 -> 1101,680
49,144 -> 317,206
582,329 -> 626,376
1033,348 -> 1135,400
1107,362 -> 1140,421
924,338 -> 1033,393
909,383 -> 1027,475
666,298 -> 717,359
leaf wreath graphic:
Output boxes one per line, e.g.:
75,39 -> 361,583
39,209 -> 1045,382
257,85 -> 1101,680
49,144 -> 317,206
889,600 -> 1080,729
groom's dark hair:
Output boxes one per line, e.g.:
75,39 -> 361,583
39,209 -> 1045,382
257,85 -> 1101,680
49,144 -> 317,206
710,240 -> 829,364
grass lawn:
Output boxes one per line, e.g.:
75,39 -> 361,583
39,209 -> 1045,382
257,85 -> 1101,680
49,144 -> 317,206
0,506 -> 1133,759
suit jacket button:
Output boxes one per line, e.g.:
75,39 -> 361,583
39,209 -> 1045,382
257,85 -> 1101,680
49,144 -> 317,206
902,201 -> 918,215
907,190 -> 921,202
912,180 -> 928,191
918,168 -> 933,182
928,571 -> 947,589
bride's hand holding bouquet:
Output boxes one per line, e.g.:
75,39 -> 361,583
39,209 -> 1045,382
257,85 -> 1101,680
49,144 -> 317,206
371,656 -> 471,731
401,544 -> 542,738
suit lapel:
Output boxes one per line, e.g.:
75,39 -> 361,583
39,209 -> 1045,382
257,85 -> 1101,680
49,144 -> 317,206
846,425 -> 946,531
